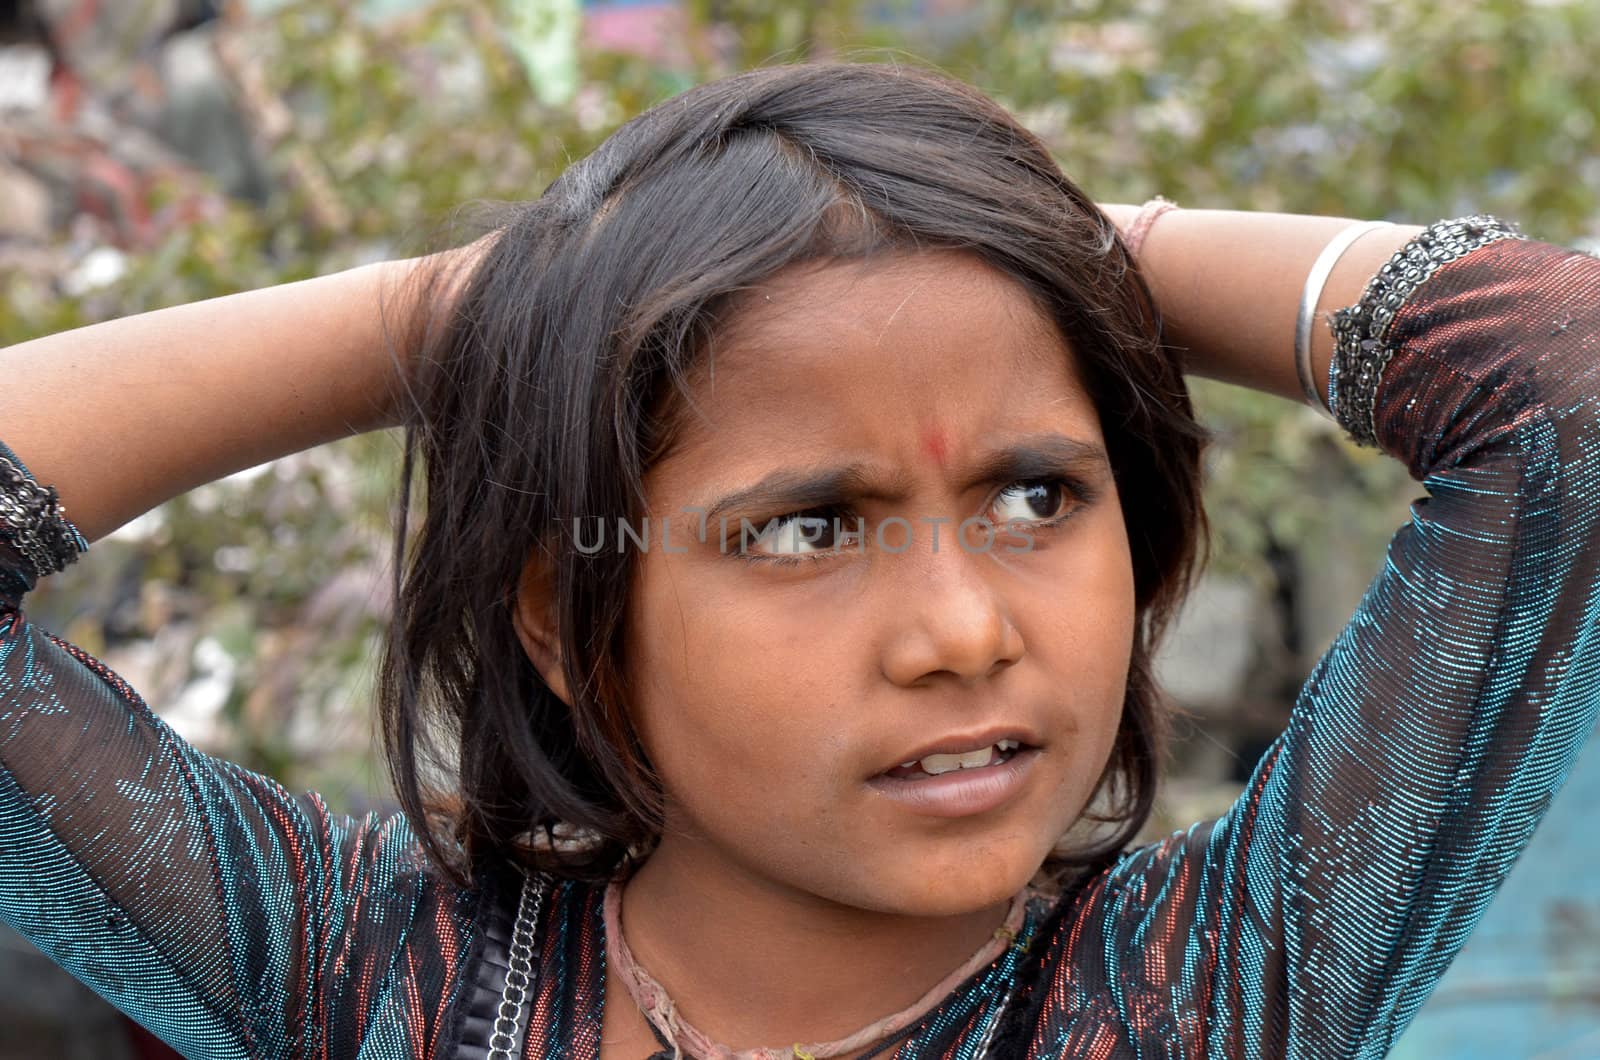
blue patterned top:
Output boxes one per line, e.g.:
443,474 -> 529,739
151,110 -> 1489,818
1,219 -> 1598,1058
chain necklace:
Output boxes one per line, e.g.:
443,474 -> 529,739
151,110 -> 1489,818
487,871 -> 549,1060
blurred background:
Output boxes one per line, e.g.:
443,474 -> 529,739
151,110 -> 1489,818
1,0 -> 1596,1056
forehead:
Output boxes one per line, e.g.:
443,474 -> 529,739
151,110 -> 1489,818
653,251 -> 1102,487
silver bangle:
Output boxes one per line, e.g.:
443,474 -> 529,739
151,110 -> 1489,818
1293,220 -> 1393,416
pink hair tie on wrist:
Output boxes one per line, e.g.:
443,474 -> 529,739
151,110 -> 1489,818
1123,195 -> 1179,258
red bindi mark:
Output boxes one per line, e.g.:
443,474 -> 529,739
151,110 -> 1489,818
919,426 -> 948,467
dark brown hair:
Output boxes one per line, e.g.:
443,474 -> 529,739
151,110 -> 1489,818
382,61 -> 1209,888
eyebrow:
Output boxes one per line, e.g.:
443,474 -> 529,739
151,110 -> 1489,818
700,434 -> 1110,523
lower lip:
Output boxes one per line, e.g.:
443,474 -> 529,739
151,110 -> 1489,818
865,749 -> 1039,818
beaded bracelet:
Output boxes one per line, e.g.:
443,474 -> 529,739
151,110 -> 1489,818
0,446 -> 88,585
1327,214 -> 1525,448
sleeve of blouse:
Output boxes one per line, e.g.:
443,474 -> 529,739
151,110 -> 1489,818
0,446 -> 438,1058
1037,218 -> 1600,1058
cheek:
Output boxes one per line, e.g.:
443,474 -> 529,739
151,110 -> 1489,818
1091,527 -> 1139,711
620,553 -> 859,801
1032,508 -> 1136,651
1026,515 -> 1139,755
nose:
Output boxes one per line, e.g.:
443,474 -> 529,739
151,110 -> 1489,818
878,545 -> 1025,688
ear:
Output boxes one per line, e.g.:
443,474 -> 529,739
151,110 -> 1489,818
512,549 -> 574,708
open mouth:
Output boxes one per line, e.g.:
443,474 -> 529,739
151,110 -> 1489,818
880,738 -> 1028,781
867,737 -> 1041,818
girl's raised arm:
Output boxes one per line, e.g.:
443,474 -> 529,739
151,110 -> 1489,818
1097,202 -> 1425,400
1021,209 -> 1600,1055
0,249 -> 483,1058
0,253 -> 437,542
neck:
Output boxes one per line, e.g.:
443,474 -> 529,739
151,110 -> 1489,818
614,835 -> 1020,1052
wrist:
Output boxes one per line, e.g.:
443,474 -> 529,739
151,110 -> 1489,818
1099,200 -> 1176,257
1129,208 -> 1423,403
368,256 -> 430,430
1121,197 -> 1179,259
375,234 -> 498,429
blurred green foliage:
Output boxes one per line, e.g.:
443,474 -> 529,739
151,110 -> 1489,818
5,0 -> 1597,806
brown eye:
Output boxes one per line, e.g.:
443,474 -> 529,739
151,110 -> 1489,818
991,479 -> 1074,525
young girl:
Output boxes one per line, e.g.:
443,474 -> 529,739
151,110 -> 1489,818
1,62 -> 1596,1060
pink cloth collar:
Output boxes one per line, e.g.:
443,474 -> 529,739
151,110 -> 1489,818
602,880 -> 1032,1060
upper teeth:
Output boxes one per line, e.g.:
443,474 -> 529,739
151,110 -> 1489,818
901,739 -> 1021,776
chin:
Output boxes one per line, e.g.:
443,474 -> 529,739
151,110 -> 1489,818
855,837 -> 1053,919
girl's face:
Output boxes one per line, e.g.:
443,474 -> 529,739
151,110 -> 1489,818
622,250 -> 1136,918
